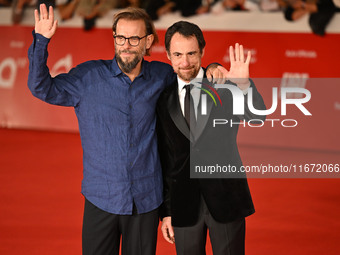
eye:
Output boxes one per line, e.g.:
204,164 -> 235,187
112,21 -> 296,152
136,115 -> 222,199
116,36 -> 125,41
129,37 -> 140,43
173,53 -> 181,57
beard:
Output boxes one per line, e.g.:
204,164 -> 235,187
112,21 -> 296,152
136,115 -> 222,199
177,66 -> 200,82
116,47 -> 145,74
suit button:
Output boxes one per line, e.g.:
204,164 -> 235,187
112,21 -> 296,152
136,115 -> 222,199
173,179 -> 177,183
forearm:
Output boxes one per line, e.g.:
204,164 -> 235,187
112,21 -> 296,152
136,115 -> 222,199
28,32 -> 54,102
242,79 -> 266,121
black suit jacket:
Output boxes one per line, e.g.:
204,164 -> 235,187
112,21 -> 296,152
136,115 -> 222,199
157,77 -> 266,227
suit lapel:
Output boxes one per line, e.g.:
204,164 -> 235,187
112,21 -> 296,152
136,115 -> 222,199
167,72 -> 217,142
167,85 -> 194,142
195,92 -> 214,140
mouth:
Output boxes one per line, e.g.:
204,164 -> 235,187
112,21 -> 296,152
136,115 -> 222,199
180,68 -> 194,72
120,51 -> 136,57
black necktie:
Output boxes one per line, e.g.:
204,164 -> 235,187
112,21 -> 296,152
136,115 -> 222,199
184,84 -> 196,129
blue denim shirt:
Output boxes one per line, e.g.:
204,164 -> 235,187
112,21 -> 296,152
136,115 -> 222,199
28,32 -> 175,215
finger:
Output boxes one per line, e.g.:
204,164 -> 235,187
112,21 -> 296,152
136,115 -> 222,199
245,50 -> 251,65
49,5 -> 54,21
235,43 -> 240,61
39,4 -> 43,20
215,68 -> 227,84
211,69 -> 218,84
217,65 -> 229,76
161,225 -> 168,239
217,65 -> 230,83
214,69 -> 220,84
162,227 -> 174,244
168,225 -> 175,243
240,44 -> 245,63
219,71 -> 227,84
41,4 -> 48,20
51,19 -> 58,35
43,4 -> 48,19
229,45 -> 235,63
216,70 -> 223,85
34,9 -> 39,23
206,69 -> 212,82
161,227 -> 170,243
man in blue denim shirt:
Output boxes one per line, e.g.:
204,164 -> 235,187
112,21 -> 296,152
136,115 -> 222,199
28,4 -> 225,255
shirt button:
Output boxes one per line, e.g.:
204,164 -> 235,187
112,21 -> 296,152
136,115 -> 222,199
130,143 -> 133,147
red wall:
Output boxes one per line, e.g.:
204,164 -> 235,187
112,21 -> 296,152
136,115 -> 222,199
1,26 -> 339,151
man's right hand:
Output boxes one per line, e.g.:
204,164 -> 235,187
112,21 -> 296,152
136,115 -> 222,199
34,4 -> 58,39
161,216 -> 175,244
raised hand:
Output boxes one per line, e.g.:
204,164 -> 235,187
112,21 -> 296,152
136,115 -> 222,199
226,43 -> 251,90
34,4 -> 58,39
206,43 -> 251,90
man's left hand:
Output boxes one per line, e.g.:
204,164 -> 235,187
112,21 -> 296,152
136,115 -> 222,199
225,43 -> 251,90
206,43 -> 251,91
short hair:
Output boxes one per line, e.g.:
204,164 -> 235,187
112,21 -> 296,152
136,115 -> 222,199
112,7 -> 158,56
165,21 -> 206,54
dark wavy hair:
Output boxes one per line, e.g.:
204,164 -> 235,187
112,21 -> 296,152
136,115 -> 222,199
165,21 -> 206,54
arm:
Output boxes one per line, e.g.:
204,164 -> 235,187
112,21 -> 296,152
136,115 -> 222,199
156,95 -> 172,219
156,94 -> 175,244
28,4 -> 81,106
242,79 -> 266,121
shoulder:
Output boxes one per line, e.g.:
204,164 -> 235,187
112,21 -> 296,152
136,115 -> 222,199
158,79 -> 177,105
144,60 -> 174,76
70,59 -> 111,75
76,59 -> 111,70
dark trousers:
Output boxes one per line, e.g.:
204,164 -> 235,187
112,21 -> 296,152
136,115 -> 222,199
82,199 -> 159,255
173,198 -> 245,255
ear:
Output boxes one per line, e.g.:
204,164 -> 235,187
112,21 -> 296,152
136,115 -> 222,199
146,34 -> 154,50
201,47 -> 205,58
166,51 -> 171,61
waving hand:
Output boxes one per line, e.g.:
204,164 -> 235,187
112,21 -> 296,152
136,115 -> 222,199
217,43 -> 251,90
34,4 -> 58,39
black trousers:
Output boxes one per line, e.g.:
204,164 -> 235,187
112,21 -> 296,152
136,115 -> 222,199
173,197 -> 245,255
82,199 -> 159,255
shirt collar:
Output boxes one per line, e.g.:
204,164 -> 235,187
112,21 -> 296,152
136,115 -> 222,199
177,67 -> 204,92
111,56 -> 150,80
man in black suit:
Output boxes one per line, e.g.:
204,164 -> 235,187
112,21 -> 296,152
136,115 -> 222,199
157,21 -> 266,255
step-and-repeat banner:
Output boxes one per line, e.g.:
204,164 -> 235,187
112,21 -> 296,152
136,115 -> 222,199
1,25 -> 340,151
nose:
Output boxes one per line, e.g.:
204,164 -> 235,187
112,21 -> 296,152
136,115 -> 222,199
121,39 -> 132,49
181,55 -> 190,67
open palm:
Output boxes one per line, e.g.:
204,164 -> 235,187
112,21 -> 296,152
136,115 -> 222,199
226,43 -> 251,89
34,4 -> 58,39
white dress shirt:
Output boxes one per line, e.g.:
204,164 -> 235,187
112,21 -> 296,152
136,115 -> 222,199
177,67 -> 204,120
177,67 -> 250,119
